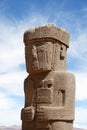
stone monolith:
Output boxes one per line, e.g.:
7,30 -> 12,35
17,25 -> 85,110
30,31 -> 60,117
21,24 -> 75,130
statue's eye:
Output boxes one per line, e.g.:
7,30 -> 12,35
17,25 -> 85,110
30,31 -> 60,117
47,83 -> 52,88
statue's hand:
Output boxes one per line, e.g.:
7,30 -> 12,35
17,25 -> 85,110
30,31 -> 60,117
21,106 -> 35,121
36,107 -> 45,121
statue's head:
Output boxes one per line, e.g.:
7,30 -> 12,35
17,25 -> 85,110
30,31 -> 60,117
24,24 -> 69,74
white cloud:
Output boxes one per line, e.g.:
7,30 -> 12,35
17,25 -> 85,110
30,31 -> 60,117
0,92 -> 15,110
68,32 -> 87,61
0,92 -> 22,126
0,23 -> 24,72
0,108 -> 21,126
75,72 -> 87,100
74,107 -> 87,129
0,71 -> 27,96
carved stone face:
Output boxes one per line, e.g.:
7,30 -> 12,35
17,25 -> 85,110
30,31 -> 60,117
25,40 -> 67,74
25,41 -> 53,74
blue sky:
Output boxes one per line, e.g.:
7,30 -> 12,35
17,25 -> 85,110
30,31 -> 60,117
0,0 -> 87,129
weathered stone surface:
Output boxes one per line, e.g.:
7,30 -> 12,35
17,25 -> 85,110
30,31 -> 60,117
24,24 -> 69,47
21,24 -> 75,130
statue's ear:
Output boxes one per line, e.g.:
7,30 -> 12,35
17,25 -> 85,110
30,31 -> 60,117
60,44 -> 66,60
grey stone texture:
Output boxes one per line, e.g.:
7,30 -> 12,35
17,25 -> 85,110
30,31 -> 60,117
21,24 -> 75,130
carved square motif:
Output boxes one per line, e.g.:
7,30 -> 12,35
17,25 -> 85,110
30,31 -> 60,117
37,88 -> 53,104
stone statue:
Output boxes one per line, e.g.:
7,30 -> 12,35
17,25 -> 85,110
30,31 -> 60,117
21,24 -> 75,130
